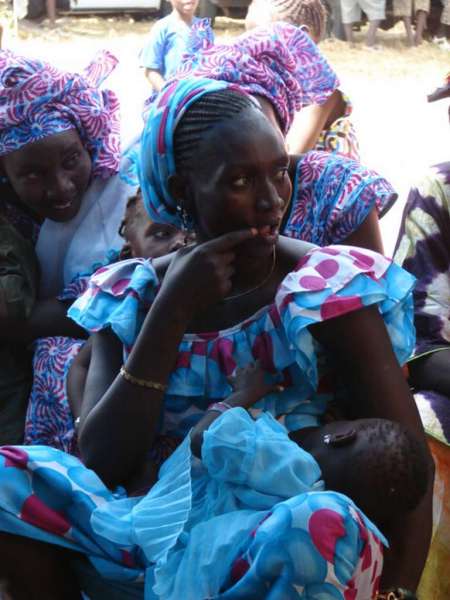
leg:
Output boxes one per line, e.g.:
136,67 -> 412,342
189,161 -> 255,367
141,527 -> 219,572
409,349 -> 450,398
366,18 -> 381,46
344,22 -> 356,43
403,16 -> 415,45
415,10 -> 428,44
0,532 -> 82,599
46,0 -> 56,25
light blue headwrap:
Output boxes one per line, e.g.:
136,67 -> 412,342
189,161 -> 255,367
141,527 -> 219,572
139,77 -> 244,229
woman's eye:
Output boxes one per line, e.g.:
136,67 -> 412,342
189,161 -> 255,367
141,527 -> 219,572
63,152 -> 80,169
23,171 -> 40,182
231,176 -> 250,189
152,229 -> 171,239
273,168 -> 288,182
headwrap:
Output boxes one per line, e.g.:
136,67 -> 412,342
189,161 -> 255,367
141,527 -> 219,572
0,50 -> 121,178
139,77 -> 255,227
174,22 -> 339,134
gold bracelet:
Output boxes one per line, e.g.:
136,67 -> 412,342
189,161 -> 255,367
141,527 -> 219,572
120,366 -> 167,392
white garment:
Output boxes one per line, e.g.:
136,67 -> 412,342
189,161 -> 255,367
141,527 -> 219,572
36,165 -> 138,299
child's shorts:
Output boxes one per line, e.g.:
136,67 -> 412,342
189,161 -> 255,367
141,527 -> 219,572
415,0 -> 430,12
393,0 -> 412,16
341,0 -> 386,23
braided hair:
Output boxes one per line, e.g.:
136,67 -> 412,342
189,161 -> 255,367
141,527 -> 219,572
173,89 -> 259,177
266,0 -> 327,41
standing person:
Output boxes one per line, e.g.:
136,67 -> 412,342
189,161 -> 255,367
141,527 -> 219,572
140,0 -> 214,91
340,0 -> 385,47
392,0 -> 415,45
0,78 -> 431,599
244,0 -> 360,158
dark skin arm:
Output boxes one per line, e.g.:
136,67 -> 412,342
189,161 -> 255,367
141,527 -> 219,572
0,298 -> 87,343
66,338 -> 92,420
78,230 -> 257,488
310,305 -> 433,591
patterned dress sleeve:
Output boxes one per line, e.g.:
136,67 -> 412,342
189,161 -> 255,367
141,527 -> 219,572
275,245 -> 416,430
394,162 -> 450,355
283,151 -> 397,244
68,258 -> 159,351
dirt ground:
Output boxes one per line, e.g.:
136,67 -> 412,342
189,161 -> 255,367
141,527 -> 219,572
0,5 -> 448,254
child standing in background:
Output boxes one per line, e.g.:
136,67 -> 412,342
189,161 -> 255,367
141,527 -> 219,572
141,0 -> 214,91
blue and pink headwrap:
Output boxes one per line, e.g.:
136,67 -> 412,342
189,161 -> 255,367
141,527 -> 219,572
139,77 -> 256,228
0,50 -> 121,178
174,22 -> 339,135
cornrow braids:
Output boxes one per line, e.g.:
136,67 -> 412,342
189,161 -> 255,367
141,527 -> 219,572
267,0 -> 327,41
173,89 -> 258,176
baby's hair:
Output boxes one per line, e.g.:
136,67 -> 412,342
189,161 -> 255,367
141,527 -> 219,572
173,89 -> 258,176
350,420 -> 429,524
266,0 -> 327,41
118,190 -> 143,239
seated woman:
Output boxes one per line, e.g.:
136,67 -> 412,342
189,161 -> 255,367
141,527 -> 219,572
0,49 -> 138,301
393,74 -> 450,600
244,0 -> 360,159
174,22 -> 395,253
23,189 -> 188,454
0,78 -> 431,600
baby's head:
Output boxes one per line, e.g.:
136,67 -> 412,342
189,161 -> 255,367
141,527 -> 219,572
119,189 -> 187,259
245,0 -> 327,43
307,419 -> 430,526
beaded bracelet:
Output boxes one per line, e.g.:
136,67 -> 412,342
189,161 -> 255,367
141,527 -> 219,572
207,401 -> 234,413
120,366 -> 167,392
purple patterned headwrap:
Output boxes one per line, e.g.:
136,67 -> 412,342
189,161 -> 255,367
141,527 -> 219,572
0,50 -> 121,178
174,22 -> 339,134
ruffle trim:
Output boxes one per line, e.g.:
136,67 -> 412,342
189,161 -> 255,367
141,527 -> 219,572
69,246 -> 416,399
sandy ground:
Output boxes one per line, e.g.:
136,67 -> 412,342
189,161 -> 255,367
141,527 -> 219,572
0,8 -> 448,254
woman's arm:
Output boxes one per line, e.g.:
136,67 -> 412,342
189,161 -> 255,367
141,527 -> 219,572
0,299 -> 88,343
78,230 -> 257,488
286,90 -> 342,154
342,207 -> 384,254
311,305 -> 433,590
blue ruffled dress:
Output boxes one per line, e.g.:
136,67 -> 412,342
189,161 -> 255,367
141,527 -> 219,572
0,245 -> 415,599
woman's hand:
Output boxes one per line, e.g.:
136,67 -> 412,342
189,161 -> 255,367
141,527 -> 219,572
159,229 -> 257,315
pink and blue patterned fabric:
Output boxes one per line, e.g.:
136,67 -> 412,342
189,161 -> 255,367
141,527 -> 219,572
139,77 -> 255,228
23,336 -> 84,454
0,409 -> 386,599
69,246 -> 415,437
285,151 -> 397,244
175,22 -> 339,135
0,50 -> 120,178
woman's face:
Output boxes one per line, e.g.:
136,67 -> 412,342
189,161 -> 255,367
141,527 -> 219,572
1,129 -> 92,222
185,107 -> 292,259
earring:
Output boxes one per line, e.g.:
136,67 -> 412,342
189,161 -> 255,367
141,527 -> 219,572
176,204 -> 194,232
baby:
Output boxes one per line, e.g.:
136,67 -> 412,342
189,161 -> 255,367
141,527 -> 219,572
191,362 -> 430,528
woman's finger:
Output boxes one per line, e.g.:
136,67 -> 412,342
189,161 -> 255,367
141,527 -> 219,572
204,229 -> 257,253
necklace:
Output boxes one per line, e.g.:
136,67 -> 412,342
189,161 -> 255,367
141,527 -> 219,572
222,248 -> 277,302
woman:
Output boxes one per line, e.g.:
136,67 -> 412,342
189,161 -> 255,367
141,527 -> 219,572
0,48 -> 138,300
393,74 -> 450,600
172,22 -> 395,253
0,78 -> 431,599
